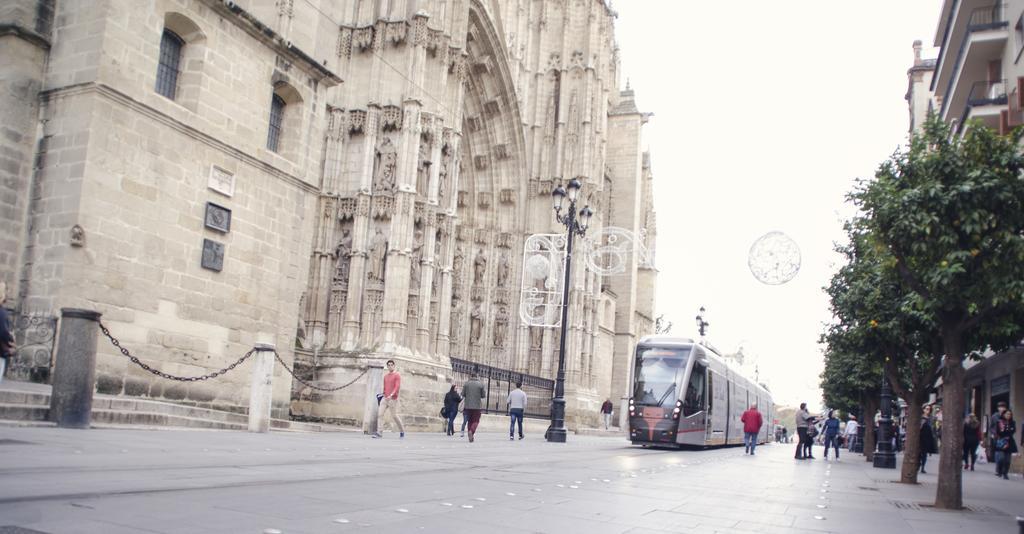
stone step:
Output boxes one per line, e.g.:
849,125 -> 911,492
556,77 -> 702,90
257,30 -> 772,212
91,409 -> 248,430
0,403 -> 49,422
0,390 -> 50,407
0,383 -> 358,433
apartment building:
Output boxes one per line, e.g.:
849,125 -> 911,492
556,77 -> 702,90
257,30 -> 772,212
931,0 -> 1024,134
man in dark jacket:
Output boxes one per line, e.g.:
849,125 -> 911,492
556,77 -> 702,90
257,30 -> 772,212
0,282 -> 14,383
462,374 -> 485,443
600,399 -> 614,430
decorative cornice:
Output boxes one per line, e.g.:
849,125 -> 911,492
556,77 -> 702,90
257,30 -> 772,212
205,0 -> 341,86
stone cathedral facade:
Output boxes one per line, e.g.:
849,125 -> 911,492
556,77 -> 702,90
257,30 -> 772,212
1,0 -> 656,430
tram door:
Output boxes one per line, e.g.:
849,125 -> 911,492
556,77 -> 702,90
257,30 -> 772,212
678,362 -> 707,445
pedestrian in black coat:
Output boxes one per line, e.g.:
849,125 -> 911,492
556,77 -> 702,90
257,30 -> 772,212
919,405 -> 937,474
443,385 -> 462,436
994,409 -> 1018,479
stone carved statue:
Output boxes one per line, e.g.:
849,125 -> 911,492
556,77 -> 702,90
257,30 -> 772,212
452,246 -> 465,299
367,228 -> 387,282
333,229 -> 352,283
470,303 -> 483,344
416,138 -> 431,196
473,249 -> 487,285
496,253 -> 510,286
373,137 -> 397,194
450,299 -> 464,341
492,307 -> 508,347
438,144 -> 451,203
530,327 -> 543,350
410,230 -> 423,289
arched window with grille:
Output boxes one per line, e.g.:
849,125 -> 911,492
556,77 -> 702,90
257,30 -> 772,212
155,29 -> 184,100
267,94 -> 286,152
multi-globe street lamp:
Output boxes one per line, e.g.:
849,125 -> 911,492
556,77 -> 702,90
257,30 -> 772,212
545,178 -> 593,443
695,307 -> 709,338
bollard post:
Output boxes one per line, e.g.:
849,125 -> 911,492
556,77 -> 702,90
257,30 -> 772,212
362,363 -> 384,434
49,308 -> 102,428
1018,516 -> 1024,534
619,396 -> 630,433
248,343 -> 275,433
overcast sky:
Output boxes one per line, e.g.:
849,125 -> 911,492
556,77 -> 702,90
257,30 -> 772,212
611,0 -> 943,411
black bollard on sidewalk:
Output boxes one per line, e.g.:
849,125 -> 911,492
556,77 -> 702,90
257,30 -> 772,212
49,308 -> 102,428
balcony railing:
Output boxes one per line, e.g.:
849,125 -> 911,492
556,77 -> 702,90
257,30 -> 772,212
967,3 -> 1007,31
967,79 -> 1008,107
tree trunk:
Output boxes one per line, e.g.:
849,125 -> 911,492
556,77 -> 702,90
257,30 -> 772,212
935,333 -> 965,510
900,394 -> 925,484
862,395 -> 879,462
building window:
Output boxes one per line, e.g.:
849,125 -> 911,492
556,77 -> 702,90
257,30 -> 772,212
267,94 -> 286,152
156,29 -> 184,99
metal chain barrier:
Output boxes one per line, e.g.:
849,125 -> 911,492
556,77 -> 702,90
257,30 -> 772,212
99,322 -> 255,382
271,350 -> 368,392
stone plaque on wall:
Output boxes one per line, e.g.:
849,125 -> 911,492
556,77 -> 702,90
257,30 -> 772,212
201,239 -> 225,272
204,202 -> 231,233
208,165 -> 235,197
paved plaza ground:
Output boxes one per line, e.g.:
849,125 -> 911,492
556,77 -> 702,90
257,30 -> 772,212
0,426 -> 1020,534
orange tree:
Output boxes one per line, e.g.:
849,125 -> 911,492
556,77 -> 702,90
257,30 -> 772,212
823,224 -> 941,483
851,115 -> 1024,509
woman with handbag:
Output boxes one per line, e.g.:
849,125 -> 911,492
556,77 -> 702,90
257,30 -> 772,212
994,409 -> 1018,480
919,405 -> 937,474
443,385 -> 462,436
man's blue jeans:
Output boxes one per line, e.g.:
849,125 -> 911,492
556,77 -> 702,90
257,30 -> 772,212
744,432 -> 758,454
509,408 -> 524,438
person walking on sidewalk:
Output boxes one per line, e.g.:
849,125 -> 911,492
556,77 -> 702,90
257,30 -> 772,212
963,413 -> 982,471
443,385 -> 462,436
0,282 -> 14,384
741,403 -> 763,455
989,401 -> 1008,464
372,360 -> 405,439
993,408 -> 1018,480
601,399 -> 614,430
462,374 -> 485,443
507,381 -> 527,440
822,410 -> 841,461
844,415 -> 859,452
919,404 -> 937,473
795,403 -> 813,459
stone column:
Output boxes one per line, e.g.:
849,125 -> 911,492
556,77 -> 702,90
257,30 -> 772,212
416,213 -> 438,351
362,363 -> 384,434
340,195 -> 371,349
340,109 -> 379,349
48,308 -> 102,429
248,344 -> 275,433
380,101 -> 423,351
434,215 -> 455,353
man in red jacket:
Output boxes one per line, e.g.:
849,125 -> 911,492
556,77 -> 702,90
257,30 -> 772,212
741,403 -> 764,455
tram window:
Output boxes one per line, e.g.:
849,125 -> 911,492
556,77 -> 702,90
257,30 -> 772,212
683,363 -> 706,416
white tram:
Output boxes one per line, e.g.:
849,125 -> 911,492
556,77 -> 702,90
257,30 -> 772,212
627,336 -> 774,448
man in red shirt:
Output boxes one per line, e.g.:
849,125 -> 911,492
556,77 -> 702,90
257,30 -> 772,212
373,360 -> 405,439
741,403 -> 763,455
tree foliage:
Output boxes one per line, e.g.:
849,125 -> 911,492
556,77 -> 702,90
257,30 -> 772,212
839,115 -> 1024,508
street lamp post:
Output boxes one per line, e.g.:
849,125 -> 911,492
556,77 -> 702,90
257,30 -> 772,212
873,372 -> 897,468
546,178 -> 593,443
695,307 -> 709,339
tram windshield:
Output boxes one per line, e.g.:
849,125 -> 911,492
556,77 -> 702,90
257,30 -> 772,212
632,347 -> 690,406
